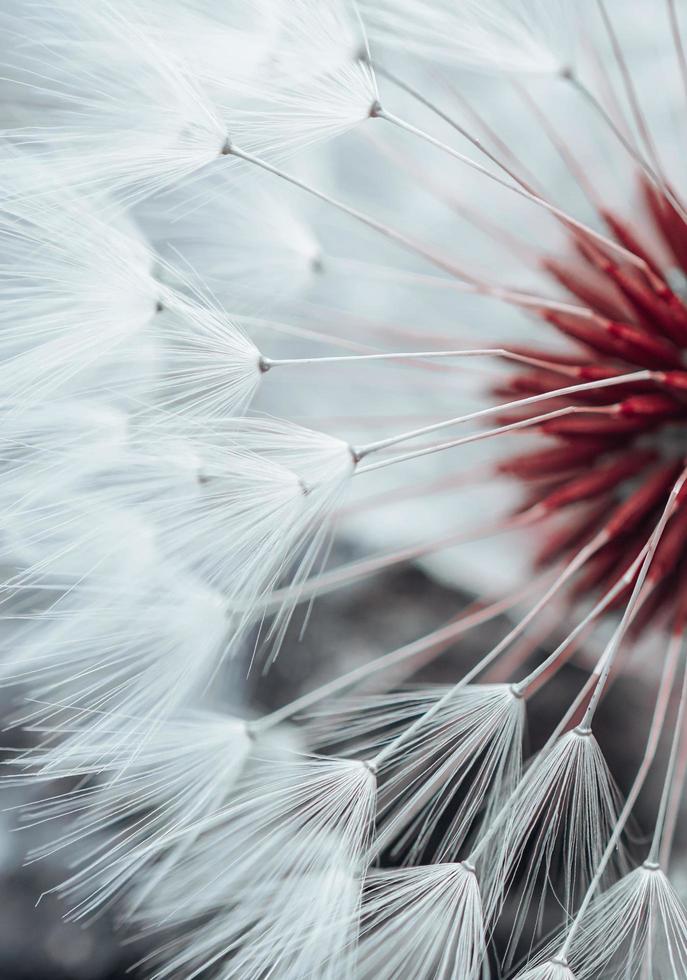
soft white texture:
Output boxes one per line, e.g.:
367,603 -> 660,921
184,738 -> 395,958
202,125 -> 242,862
360,0 -> 576,75
357,863 -> 485,979
306,683 -> 525,861
477,730 -> 627,960
2,1 -> 687,977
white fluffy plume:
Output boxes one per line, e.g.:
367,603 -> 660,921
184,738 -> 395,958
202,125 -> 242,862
0,160 -> 159,407
357,862 -> 485,980
477,729 -> 627,959
136,754 -> 376,979
1,0 -> 228,202
306,683 -> 525,861
359,0 -> 575,75
9,710 -> 254,918
116,416 -> 355,652
3,1 -> 687,978
4,565 -> 231,737
1,0 -> 377,201
560,864 -> 687,980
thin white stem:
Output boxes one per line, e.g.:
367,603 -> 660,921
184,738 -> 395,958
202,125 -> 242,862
365,645 -> 502,772
594,0 -> 687,226
331,255 -> 598,318
543,538 -> 668,751
568,72 -> 673,202
468,683 -> 599,865
649,634 -> 687,863
235,145 -> 585,325
353,370 -> 648,460
375,62 -> 539,195
659,702 -> 687,866
512,532 -> 636,697
353,369 -> 650,460
365,528 -> 611,773
228,145 -> 477,283
513,78 -> 601,212
355,405 -> 614,474
369,564 -> 648,864
469,540 -> 656,866
336,462 -> 494,520
578,466 -> 687,731
557,628 -> 686,960
261,347 -> 576,370
595,0 -> 665,182
442,531 -> 607,691
376,106 -> 649,271
251,579 -> 542,733
444,76 -> 544,193
261,508 -> 538,609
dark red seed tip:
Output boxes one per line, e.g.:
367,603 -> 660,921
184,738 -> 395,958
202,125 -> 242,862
617,393 -> 684,419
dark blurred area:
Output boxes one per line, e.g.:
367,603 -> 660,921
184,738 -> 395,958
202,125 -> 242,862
0,740 -> 145,979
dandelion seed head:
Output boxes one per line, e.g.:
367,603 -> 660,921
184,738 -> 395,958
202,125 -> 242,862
5,0 -> 687,977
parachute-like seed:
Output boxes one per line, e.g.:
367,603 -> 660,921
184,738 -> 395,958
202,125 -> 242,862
0,153 -> 263,419
476,728 -> 627,962
4,1 -> 687,977
144,174 -> 324,308
142,297 -> 262,418
114,416 -> 355,657
562,865 -> 687,980
1,0 -> 377,202
0,1 -> 228,202
8,710 -> 253,919
306,683 -> 525,861
144,864 -> 360,980
4,567 -> 231,742
0,158 -> 160,408
225,0 -> 378,158
357,862 -> 485,980
136,755 -> 376,978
